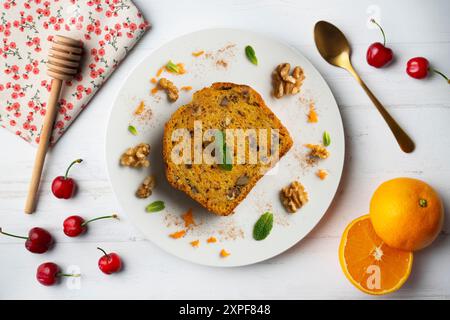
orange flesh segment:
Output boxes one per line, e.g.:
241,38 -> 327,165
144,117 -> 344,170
182,208 -> 195,228
169,230 -> 186,239
341,216 -> 413,294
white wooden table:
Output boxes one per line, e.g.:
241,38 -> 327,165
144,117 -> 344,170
1,0 -> 449,299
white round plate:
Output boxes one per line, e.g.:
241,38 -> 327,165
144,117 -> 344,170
106,28 -> 344,267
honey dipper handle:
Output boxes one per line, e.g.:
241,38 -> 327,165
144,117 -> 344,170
24,79 -> 63,214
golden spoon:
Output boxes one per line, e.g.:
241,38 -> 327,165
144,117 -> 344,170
314,20 -> 415,153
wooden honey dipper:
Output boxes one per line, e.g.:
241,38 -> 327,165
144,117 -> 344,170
24,35 -> 83,214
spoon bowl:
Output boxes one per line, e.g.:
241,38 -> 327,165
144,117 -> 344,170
314,21 -> 352,69
313,20 -> 415,153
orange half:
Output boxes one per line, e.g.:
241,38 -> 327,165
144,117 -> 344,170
339,215 -> 413,295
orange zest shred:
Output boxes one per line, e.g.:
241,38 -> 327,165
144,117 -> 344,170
220,249 -> 230,258
151,87 -> 159,95
207,236 -> 217,243
156,66 -> 164,77
182,208 -> 196,228
150,77 -> 157,84
134,101 -> 145,115
169,230 -> 186,239
192,50 -> 204,57
180,86 -> 192,91
307,102 -> 318,123
190,240 -> 200,247
316,169 -> 328,180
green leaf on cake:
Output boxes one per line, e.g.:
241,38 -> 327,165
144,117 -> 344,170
215,130 -> 233,171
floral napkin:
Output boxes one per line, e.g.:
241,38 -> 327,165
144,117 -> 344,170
0,0 -> 149,146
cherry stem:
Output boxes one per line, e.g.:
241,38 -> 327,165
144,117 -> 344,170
371,19 -> 387,46
0,228 -> 28,240
81,214 -> 119,227
64,158 -> 83,180
97,247 -> 109,257
57,273 -> 81,278
431,68 -> 450,83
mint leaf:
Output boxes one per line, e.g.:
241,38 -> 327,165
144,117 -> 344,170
253,212 -> 273,241
145,201 -> 165,213
245,45 -> 258,65
323,131 -> 331,147
215,130 -> 233,171
128,125 -> 138,135
165,60 -> 179,73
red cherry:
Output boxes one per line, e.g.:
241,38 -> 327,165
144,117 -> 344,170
51,159 -> 83,199
406,57 -> 450,84
406,57 -> 429,79
97,247 -> 122,274
367,42 -> 393,68
0,227 -> 53,254
36,262 -> 80,286
63,214 -> 118,237
366,19 -> 393,68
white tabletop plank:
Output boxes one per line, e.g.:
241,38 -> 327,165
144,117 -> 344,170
0,0 -> 449,299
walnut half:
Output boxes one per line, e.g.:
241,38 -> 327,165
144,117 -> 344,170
120,143 -> 150,168
158,78 -> 179,102
136,175 -> 156,198
272,63 -> 305,98
280,181 -> 309,213
305,144 -> 330,159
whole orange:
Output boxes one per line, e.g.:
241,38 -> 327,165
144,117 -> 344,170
370,177 -> 444,251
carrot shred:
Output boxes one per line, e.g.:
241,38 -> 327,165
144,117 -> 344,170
156,67 -> 164,77
207,236 -> 217,243
169,230 -> 186,239
151,87 -> 159,95
190,240 -> 200,247
180,86 -> 192,91
307,102 -> 318,123
220,249 -> 230,257
150,77 -> 157,84
192,50 -> 204,57
182,208 -> 195,228
316,169 -> 328,180
134,101 -> 145,115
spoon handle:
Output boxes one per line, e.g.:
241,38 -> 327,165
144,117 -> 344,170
347,66 -> 415,153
